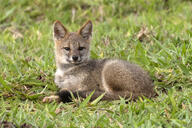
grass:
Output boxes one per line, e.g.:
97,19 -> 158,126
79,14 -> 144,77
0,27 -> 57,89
0,0 -> 192,127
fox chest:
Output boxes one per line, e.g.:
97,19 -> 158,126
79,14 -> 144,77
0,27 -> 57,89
54,69 -> 96,91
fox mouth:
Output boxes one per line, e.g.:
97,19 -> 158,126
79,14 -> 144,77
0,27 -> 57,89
67,59 -> 82,64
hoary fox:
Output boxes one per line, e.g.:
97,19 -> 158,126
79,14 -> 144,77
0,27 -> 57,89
43,20 -> 155,103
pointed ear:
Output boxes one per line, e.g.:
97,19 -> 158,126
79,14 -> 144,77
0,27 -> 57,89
78,20 -> 92,40
53,20 -> 68,40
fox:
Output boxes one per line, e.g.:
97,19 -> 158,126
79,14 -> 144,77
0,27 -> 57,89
43,20 -> 155,103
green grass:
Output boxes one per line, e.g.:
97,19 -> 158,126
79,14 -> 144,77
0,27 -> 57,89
0,0 -> 192,127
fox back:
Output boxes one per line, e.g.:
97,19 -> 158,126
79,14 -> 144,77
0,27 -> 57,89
53,20 -> 155,102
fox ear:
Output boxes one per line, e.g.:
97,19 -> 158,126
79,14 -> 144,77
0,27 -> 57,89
53,20 -> 68,40
78,20 -> 92,40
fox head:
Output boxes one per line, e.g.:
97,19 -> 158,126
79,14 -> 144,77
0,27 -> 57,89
53,20 -> 92,66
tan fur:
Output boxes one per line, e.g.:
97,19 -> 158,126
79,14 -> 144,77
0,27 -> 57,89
43,95 -> 59,102
43,20 -> 155,103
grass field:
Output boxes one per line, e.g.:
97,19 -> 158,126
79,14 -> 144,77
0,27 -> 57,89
0,0 -> 192,127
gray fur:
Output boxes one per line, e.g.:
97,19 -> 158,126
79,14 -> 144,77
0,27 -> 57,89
49,20 -> 155,102
55,59 -> 155,100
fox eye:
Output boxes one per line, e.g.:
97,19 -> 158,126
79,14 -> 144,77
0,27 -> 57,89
62,47 -> 70,51
78,47 -> 85,51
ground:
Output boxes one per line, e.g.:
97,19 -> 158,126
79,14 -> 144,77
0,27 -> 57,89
0,0 -> 192,127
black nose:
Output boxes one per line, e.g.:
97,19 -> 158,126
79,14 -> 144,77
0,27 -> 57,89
72,56 -> 78,61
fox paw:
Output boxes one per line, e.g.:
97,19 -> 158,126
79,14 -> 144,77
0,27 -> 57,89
42,95 -> 59,103
57,90 -> 76,103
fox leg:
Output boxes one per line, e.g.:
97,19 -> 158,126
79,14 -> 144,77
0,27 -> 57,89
57,89 -> 131,103
42,89 -> 79,103
43,89 -> 155,103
